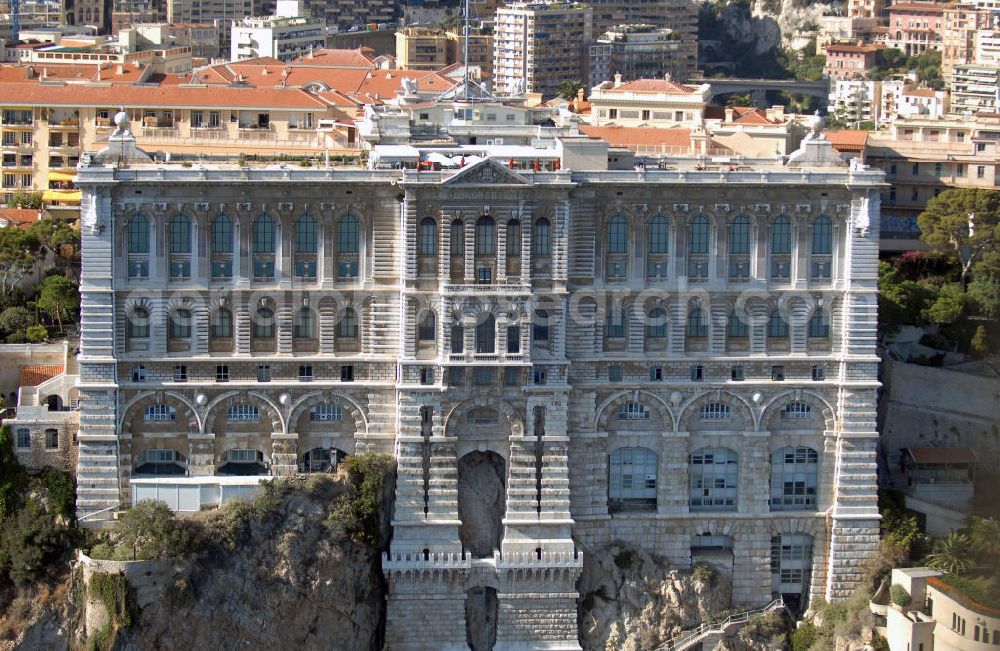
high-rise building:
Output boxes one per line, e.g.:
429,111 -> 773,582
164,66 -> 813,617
585,0 -> 697,47
589,24 -> 696,86
112,0 -> 167,34
395,27 -> 449,70
73,104 -> 882,648
493,1 -> 593,98
230,1 -> 324,61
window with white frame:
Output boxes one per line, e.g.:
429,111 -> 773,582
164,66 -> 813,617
618,402 -> 650,420
700,402 -> 731,420
144,404 -> 176,421
689,447 -> 738,511
781,402 -> 812,419
309,404 -> 343,421
608,447 -> 657,511
227,404 -> 260,422
770,447 -> 819,510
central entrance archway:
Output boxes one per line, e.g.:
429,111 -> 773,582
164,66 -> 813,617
458,450 -> 506,557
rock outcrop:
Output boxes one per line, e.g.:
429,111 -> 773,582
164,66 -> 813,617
577,542 -> 732,651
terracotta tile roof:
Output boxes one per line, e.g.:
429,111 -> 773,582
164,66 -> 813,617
0,82 -> 330,109
825,129 -> 869,151
289,48 -> 377,69
729,106 -> 779,125
19,365 -> 63,387
353,70 -> 456,104
0,63 -> 147,84
0,208 -> 46,228
611,78 -> 696,94
906,447 -> 977,464
580,125 -> 692,148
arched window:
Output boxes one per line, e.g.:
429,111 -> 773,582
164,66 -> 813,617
770,447 -> 819,510
729,214 -> 751,254
169,214 -> 191,254
211,308 -> 232,338
607,214 -> 628,255
451,324 -> 464,353
168,308 -> 191,338
294,307 -> 315,338
254,307 -> 274,338
475,313 -> 496,353
128,306 -> 149,339
418,311 -> 436,341
689,214 -> 710,254
533,309 -> 549,341
475,216 -> 495,256
686,307 -> 707,338
606,308 -> 625,338
608,447 -> 657,512
253,214 -> 275,253
812,215 -> 832,255
295,214 -> 317,253
211,214 -> 232,254
649,213 -> 668,254
646,307 -> 667,338
450,220 -> 465,256
418,217 -> 437,255
338,307 -> 358,338
727,310 -> 749,338
128,214 -> 149,254
771,215 -> 791,254
808,308 -> 830,338
533,218 -> 551,255
689,447 -> 738,511
338,214 -> 359,254
506,220 -> 521,255
768,310 -> 789,338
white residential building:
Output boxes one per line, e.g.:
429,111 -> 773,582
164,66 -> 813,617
230,0 -> 325,62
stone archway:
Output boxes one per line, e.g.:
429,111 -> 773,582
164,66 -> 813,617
465,586 -> 498,651
458,450 -> 506,558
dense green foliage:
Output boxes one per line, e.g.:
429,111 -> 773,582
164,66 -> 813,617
879,489 -> 927,562
557,80 -> 585,100
90,500 -> 199,561
868,49 -> 943,89
335,453 -> 394,545
35,273 -> 80,332
925,532 -> 976,575
0,425 -> 28,524
5,192 -> 43,209
889,584 -> 911,607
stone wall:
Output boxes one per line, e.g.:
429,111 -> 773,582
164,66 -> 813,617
880,357 -> 1000,469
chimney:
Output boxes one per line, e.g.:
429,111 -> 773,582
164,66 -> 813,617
577,87 -> 585,104
613,72 -> 622,88
664,71 -> 672,82
725,107 -> 734,122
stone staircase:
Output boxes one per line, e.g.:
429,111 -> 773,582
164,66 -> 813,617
654,598 -> 788,651
369,295 -> 400,358
76,440 -> 122,525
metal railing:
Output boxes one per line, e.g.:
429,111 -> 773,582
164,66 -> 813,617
654,597 -> 788,651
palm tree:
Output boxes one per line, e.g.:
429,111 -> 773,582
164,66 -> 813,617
925,532 -> 976,575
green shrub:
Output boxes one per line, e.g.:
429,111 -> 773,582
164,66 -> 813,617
0,500 -> 72,587
691,562 -> 716,584
0,306 -> 34,337
337,453 -> 393,546
889,584 -> 911,607
0,424 -> 28,523
790,623 -> 817,651
38,466 -> 75,520
25,324 -> 48,342
96,500 -> 199,560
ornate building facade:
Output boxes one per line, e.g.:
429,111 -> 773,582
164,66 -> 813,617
74,123 -> 883,650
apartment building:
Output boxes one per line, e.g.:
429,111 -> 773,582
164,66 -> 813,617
493,1 -> 593,98
876,2 -> 947,55
585,0 -> 698,49
72,107 -> 882,647
111,0 -> 168,34
589,24 -> 696,87
395,27 -> 449,71
865,113 -> 1000,248
951,63 -> 1000,113
231,0 -> 324,62
823,42 -> 882,80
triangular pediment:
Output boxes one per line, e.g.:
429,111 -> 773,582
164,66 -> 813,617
442,158 -> 532,186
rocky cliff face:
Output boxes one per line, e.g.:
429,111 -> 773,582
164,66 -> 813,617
126,475 -> 390,651
706,0 -> 844,57
577,542 -> 733,651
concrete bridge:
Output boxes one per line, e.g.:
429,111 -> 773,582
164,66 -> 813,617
691,77 -> 830,104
